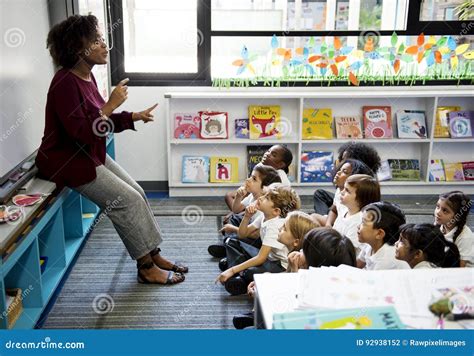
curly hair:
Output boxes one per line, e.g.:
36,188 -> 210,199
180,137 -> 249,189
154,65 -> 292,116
47,14 -> 99,68
266,184 -> 301,218
337,142 -> 382,173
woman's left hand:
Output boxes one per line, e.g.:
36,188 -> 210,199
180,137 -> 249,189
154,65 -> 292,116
215,268 -> 234,284
132,103 -> 158,123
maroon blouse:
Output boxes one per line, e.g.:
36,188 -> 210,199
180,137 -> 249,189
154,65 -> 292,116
36,68 -> 135,188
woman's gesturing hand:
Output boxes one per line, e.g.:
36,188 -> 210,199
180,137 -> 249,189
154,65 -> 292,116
132,103 -> 158,123
102,78 -> 129,116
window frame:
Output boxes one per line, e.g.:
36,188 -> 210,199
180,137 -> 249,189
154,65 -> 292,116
109,0 -> 472,86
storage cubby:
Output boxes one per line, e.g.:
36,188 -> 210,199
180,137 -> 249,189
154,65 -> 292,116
4,239 -> 43,329
165,87 -> 473,196
0,135 -> 115,329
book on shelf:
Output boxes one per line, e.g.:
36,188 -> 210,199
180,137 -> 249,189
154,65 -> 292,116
247,145 -> 271,177
199,111 -> 229,139
334,116 -> 363,139
182,156 -> 210,183
210,157 -> 239,183
448,111 -> 473,138
234,118 -> 249,139
396,110 -> 427,139
173,113 -> 200,139
273,306 -> 404,330
462,161 -> 474,181
302,108 -> 333,140
377,160 -> 392,181
444,162 -> 465,182
434,106 -> 460,138
363,106 -> 393,139
249,105 -> 281,139
388,159 -> 420,181
429,159 -> 446,182
300,151 -> 334,183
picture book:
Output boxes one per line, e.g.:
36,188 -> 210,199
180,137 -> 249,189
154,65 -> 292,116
429,159 -> 446,182
444,162 -> 465,182
249,105 -> 281,139
234,118 -> 249,138
302,108 -> 333,140
396,110 -> 427,139
363,106 -> 393,139
300,151 -> 334,183
335,116 -> 363,139
434,106 -> 460,138
273,306 -> 404,330
199,111 -> 229,139
388,159 -> 420,181
377,160 -> 392,181
210,157 -> 239,183
247,145 -> 271,177
462,161 -> 474,181
449,111 -> 473,138
173,113 -> 200,139
182,156 -> 209,183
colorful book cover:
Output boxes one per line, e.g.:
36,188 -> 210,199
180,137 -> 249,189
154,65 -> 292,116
444,162 -> 465,182
199,111 -> 229,139
247,145 -> 271,177
302,108 -> 333,140
273,306 -> 404,330
249,105 -> 281,139
235,118 -> 249,138
388,159 -> 420,181
435,106 -> 460,138
429,159 -> 446,182
462,161 -> 474,181
335,116 -> 363,139
396,110 -> 427,139
182,156 -> 209,183
300,151 -> 334,183
210,157 -> 239,183
449,111 -> 473,138
173,113 -> 200,139
363,106 -> 393,139
377,160 -> 392,181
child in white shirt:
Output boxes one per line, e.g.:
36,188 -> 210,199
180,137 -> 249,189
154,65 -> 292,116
216,185 -> 300,295
357,202 -> 410,270
434,191 -> 473,267
395,223 -> 460,268
332,174 -> 380,253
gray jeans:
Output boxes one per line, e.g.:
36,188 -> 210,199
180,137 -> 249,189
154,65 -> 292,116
74,155 -> 162,260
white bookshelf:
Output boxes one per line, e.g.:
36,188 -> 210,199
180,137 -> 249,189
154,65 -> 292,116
165,87 -> 474,197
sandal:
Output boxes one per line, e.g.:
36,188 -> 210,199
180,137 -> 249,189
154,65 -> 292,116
137,260 -> 185,285
150,247 -> 189,274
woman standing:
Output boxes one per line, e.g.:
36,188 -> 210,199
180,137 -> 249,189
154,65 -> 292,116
36,14 -> 187,285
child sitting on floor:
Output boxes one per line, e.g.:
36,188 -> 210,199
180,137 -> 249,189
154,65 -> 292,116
357,201 -> 410,270
311,159 -> 374,227
224,144 -> 293,211
434,191 -> 473,267
216,185 -> 300,296
208,165 -> 281,258
395,223 -> 460,268
332,174 -> 380,254
313,142 -> 381,215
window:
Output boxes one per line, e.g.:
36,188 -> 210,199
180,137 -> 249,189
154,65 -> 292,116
420,0 -> 473,21
110,0 -> 473,86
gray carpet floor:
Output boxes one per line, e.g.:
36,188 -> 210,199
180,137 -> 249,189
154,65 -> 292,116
41,195 -> 473,329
